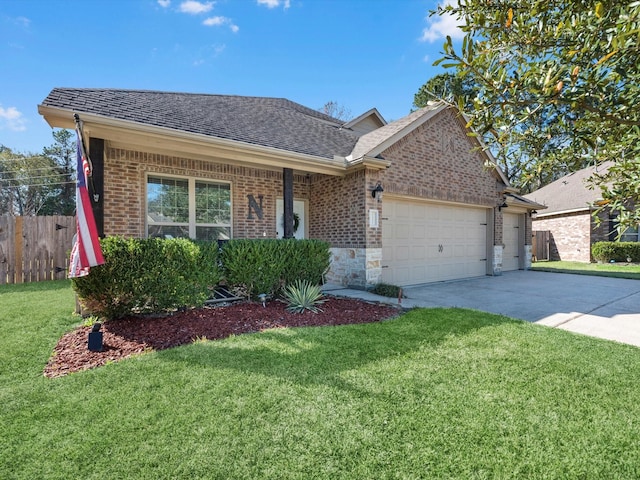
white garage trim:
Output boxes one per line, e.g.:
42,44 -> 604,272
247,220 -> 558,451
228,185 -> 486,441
382,197 -> 491,286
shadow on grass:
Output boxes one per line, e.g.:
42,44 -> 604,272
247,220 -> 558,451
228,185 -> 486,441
157,307 -> 522,390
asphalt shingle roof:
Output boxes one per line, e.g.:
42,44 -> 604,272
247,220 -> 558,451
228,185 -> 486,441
523,162 -> 613,215
40,88 -> 360,159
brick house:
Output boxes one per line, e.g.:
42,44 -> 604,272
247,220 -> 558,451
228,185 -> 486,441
524,162 -> 622,262
39,88 -> 541,287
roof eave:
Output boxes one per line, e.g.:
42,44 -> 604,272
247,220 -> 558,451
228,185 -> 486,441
38,105 -> 348,176
346,155 -> 391,172
533,206 -> 593,218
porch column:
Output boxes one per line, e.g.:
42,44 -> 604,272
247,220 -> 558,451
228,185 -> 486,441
89,138 -> 105,237
283,168 -> 294,239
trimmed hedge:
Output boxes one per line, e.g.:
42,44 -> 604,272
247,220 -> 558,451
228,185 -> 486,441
72,237 -> 222,319
592,241 -> 640,263
220,239 -> 330,299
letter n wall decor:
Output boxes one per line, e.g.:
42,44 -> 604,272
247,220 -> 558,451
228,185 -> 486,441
247,194 -> 264,219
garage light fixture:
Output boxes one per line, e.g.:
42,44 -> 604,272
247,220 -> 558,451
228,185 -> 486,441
371,182 -> 384,202
498,198 -> 509,211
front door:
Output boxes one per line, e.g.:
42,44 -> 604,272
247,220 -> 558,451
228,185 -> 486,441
276,199 -> 306,239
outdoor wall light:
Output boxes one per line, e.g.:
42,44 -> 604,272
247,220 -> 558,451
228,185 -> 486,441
88,322 -> 103,352
371,182 -> 384,202
498,199 -> 509,211
257,293 -> 267,308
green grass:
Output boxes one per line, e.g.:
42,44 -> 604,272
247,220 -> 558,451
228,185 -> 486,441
531,260 -> 640,279
2,281 -> 640,478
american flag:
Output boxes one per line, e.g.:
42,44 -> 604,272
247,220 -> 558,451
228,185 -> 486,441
69,128 -> 104,278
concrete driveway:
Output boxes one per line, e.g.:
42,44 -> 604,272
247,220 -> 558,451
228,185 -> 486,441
325,271 -> 640,348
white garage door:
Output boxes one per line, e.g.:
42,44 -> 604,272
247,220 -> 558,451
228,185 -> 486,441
382,199 -> 488,286
502,213 -> 521,271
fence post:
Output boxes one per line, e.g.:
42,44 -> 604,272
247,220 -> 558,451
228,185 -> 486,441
14,216 -> 23,284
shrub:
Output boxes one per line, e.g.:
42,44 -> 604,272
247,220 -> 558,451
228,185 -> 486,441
72,237 -> 330,318
592,242 -> 640,263
220,239 -> 330,299
371,283 -> 404,298
72,237 -> 222,319
282,279 -> 325,313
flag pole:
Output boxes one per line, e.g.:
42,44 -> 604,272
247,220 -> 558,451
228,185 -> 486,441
69,114 -> 105,278
73,114 -> 99,203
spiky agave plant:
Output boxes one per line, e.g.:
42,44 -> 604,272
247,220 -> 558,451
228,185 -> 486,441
282,279 -> 325,313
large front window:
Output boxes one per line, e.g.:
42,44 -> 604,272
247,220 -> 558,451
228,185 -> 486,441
147,176 -> 231,240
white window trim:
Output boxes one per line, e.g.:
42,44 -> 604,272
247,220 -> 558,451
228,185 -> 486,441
146,173 -> 233,240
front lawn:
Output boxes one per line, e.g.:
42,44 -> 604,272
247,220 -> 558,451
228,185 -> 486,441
2,280 -> 640,478
531,260 -> 640,279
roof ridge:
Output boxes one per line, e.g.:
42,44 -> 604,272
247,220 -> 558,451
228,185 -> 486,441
51,86 -> 280,98
49,87 -> 343,123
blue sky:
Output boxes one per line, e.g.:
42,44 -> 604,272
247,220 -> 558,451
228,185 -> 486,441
0,0 -> 462,154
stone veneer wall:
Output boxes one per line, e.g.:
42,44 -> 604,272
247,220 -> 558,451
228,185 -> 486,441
524,244 -> 533,269
325,247 -> 382,287
492,245 -> 504,275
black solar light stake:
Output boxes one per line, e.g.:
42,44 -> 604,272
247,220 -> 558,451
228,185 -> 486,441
88,322 -> 103,352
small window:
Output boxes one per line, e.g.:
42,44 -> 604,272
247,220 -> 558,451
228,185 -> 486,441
620,225 -> 640,242
147,175 -> 231,240
609,215 -> 640,242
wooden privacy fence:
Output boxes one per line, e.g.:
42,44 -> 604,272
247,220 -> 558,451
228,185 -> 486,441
532,230 -> 550,262
0,216 -> 76,284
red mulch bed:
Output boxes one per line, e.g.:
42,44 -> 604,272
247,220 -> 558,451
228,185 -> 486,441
44,297 -> 401,378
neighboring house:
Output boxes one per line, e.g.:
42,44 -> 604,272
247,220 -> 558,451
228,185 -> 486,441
524,162 -> 621,262
38,88 -> 541,287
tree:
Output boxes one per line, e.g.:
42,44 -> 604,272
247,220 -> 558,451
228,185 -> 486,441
413,72 -> 588,190
40,129 -> 76,215
431,1 -> 640,224
413,72 -> 476,111
0,146 -> 63,216
319,101 -> 353,121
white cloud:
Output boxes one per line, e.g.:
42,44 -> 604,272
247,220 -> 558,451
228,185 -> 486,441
179,1 -> 214,14
157,0 -> 170,7
257,0 -> 290,9
420,1 -> 465,43
0,105 -> 27,131
203,16 -> 239,32
203,16 -> 225,26
14,16 -> 30,27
